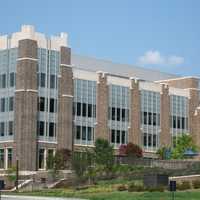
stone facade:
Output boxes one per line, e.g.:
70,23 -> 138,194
15,39 -> 38,171
159,77 -> 199,89
129,79 -> 141,146
96,72 -> 109,140
57,47 -> 73,151
160,84 -> 171,147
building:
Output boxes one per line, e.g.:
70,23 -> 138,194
0,25 -> 200,171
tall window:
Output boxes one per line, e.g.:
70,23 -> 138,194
8,121 -> 14,136
9,97 -> 14,111
38,97 -> 45,112
141,90 -> 160,151
0,98 -> 5,112
0,149 -> 4,169
37,121 -> 45,136
7,148 -> 12,169
74,79 -> 96,145
109,84 -> 129,147
0,122 -> 4,137
9,72 -> 15,87
38,149 -> 45,169
170,95 -> 189,143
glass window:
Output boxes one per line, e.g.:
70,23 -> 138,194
40,73 -> 46,87
38,149 -> 45,169
88,127 -> 92,141
0,122 -> 4,136
77,102 -> 81,116
49,123 -> 55,137
8,121 -> 13,136
1,74 -> 6,88
111,130 -> 115,143
38,121 -> 45,136
7,148 -> 12,169
82,126 -> 86,140
0,98 -> 5,112
116,130 -> 120,143
122,131 -> 125,144
9,97 -> 14,111
50,74 -> 56,89
0,149 -> 4,169
9,72 -> 15,87
39,97 -> 45,112
143,133 -> 147,147
82,103 -> 87,117
76,126 -> 81,139
88,104 -> 92,117
50,98 -> 55,113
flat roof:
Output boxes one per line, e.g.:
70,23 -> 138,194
71,53 -> 179,82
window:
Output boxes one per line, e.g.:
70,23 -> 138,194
1,74 -> 6,88
76,126 -> 81,140
88,104 -> 92,117
0,98 -> 5,112
112,108 -> 115,120
111,130 -> 115,143
0,149 -> 4,169
7,148 -> 12,169
153,135 -> 157,147
77,102 -> 81,116
50,75 -> 56,89
49,123 -> 55,137
117,108 -> 120,121
50,98 -> 55,113
82,103 -> 87,117
38,121 -> 45,136
8,121 -> 13,136
38,149 -> 45,169
39,97 -> 45,112
9,97 -> 14,111
116,130 -> 120,143
88,127 -> 92,141
9,73 -> 15,87
82,126 -> 86,140
122,131 -> 126,144
0,122 -> 4,136
143,133 -> 147,147
148,134 -> 152,146
40,73 -> 46,87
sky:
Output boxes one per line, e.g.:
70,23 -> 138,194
0,0 -> 200,77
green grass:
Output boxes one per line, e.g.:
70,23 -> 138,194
7,189 -> 200,200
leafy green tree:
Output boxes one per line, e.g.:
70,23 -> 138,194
171,134 -> 198,159
94,138 -> 114,173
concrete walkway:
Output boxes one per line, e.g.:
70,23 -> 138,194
2,195 -> 87,200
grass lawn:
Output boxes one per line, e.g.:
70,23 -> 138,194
8,189 -> 200,200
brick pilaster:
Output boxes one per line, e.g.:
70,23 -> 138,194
160,84 -> 171,147
57,47 -> 73,150
15,39 -> 38,171
96,72 -> 109,140
129,78 -> 141,146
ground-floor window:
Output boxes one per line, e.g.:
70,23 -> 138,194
38,149 -> 45,169
0,149 -> 4,169
143,133 -> 157,149
7,148 -> 12,169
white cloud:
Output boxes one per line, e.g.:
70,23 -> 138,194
168,55 -> 184,65
138,50 -> 184,66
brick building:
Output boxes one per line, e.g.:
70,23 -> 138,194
0,25 -> 199,171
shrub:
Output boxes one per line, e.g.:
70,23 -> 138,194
128,183 -> 145,192
177,181 -> 191,190
119,145 -> 127,156
192,180 -> 200,189
146,186 -> 165,192
125,143 -> 143,158
117,184 -> 127,191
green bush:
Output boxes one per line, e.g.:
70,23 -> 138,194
128,183 -> 145,192
192,180 -> 200,189
117,184 -> 127,191
177,181 -> 191,190
146,186 -> 165,192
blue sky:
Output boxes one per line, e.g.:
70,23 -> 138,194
0,0 -> 200,77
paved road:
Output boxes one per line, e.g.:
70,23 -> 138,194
1,195 -> 86,200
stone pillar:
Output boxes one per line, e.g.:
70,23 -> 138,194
193,107 -> 200,147
57,47 -> 73,150
160,84 -> 171,147
189,89 -> 200,146
96,72 -> 109,140
15,39 -> 38,171
129,78 -> 141,146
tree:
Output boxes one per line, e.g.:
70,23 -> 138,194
171,134 -> 198,159
94,138 -> 114,173
123,143 -> 143,158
